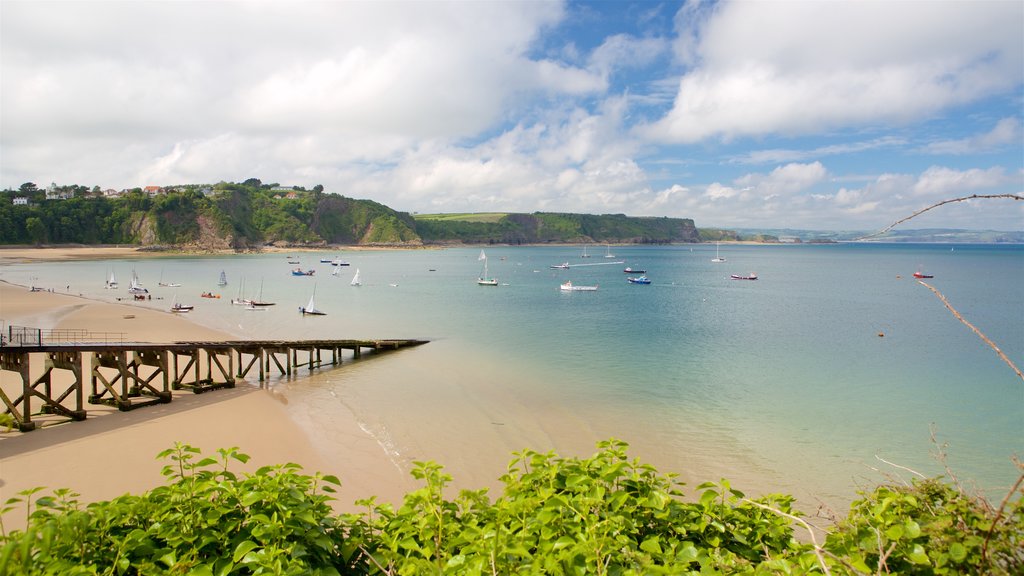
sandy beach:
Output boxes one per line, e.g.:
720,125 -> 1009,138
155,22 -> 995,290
0,251 -> 414,532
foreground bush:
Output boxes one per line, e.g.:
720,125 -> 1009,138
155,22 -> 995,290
1,440 -> 1020,574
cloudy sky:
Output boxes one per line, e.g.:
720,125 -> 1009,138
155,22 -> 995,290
2,0 -> 1022,231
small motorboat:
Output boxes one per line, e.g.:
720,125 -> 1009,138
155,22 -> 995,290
623,267 -> 646,274
730,273 -> 758,281
291,268 -> 316,276
912,271 -> 933,279
201,292 -> 220,298
627,276 -> 651,284
550,262 -> 570,269
560,281 -> 598,292
171,303 -> 194,313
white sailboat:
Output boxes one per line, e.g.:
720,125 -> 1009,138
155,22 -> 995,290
299,284 -> 326,315
581,245 -> 591,258
128,270 -> 148,294
350,269 -> 361,286
604,244 -> 615,258
711,242 -> 726,263
231,277 -> 248,306
105,269 -> 118,289
218,270 -> 228,286
477,250 -> 498,286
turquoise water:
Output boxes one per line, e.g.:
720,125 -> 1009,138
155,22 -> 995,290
2,243 -> 1021,509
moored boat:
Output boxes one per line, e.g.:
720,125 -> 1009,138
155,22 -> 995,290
560,281 -> 598,292
730,273 -> 758,280
623,267 -> 646,274
292,268 -> 316,276
477,250 -> 498,286
627,275 -> 651,284
299,285 -> 326,315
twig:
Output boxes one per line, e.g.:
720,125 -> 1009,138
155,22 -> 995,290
929,425 -> 965,498
917,280 -> 1024,383
855,194 -> 1023,241
742,499 -> 832,576
875,455 -> 927,480
980,462 -> 1024,566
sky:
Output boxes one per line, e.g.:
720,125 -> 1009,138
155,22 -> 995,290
2,0 -> 1022,231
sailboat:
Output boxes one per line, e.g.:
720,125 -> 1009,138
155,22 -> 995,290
128,270 -> 148,294
604,244 -> 615,258
711,242 -> 726,263
350,269 -> 361,286
299,284 -> 326,315
248,279 -> 275,306
581,245 -> 591,258
105,270 -> 118,289
477,250 -> 498,286
217,270 -> 228,286
231,277 -> 248,306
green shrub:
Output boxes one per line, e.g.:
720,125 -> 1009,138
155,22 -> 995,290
2,440 -> 1020,575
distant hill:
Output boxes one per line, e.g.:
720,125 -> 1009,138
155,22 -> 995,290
0,182 -> 419,249
730,228 -> 1024,243
413,212 -> 700,244
0,183 -> 699,248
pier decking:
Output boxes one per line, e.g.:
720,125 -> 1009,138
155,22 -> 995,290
0,338 -> 427,431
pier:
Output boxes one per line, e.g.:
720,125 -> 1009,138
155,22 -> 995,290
0,337 -> 427,431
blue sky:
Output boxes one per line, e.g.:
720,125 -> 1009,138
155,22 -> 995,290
2,0 -> 1021,231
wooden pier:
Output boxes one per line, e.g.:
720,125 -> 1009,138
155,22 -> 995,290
0,339 -> 427,431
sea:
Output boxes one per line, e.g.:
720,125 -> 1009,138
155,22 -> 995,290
2,243 -> 1021,512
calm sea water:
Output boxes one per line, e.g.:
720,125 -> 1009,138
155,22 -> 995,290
2,243 -> 1021,510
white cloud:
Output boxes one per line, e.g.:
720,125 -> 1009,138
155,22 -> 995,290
731,137 -> 907,166
647,1 -> 1023,143
922,118 -> 1023,155
912,166 -> 1010,197
588,34 -> 668,79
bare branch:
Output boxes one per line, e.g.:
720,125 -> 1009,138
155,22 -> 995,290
929,425 -> 966,497
855,194 -> 1024,241
742,499 -> 832,576
980,461 -> 1024,566
875,455 -> 927,480
917,280 -> 1024,383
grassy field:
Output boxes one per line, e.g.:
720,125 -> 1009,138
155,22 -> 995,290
413,213 -> 508,223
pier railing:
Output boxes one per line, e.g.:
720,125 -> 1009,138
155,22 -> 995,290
3,325 -> 126,346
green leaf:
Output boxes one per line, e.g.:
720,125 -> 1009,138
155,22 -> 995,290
699,489 -> 718,506
949,542 -> 967,562
241,491 -> 264,507
908,544 -> 931,565
233,540 -> 259,563
552,536 -> 576,551
885,524 -> 904,540
640,536 -> 662,554
159,551 -> 177,568
904,519 -> 921,539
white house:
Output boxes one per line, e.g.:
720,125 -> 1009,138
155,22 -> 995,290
13,197 -> 28,205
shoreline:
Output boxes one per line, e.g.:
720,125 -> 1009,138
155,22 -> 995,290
0,239 -> 797,265
0,274 -> 411,532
